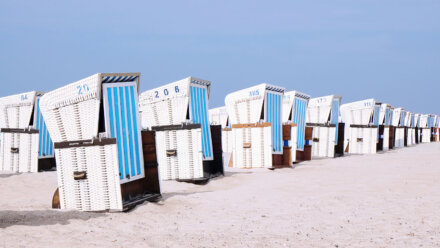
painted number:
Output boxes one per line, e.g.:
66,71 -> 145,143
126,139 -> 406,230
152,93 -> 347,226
77,84 -> 90,95
249,90 -> 260,96
155,86 -> 180,98
316,98 -> 327,103
21,95 -> 28,101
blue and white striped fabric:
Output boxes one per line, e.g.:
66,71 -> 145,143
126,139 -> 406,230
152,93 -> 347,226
102,75 -> 138,83
428,116 -> 434,128
373,105 -> 380,126
331,99 -> 340,144
105,84 -> 143,181
265,92 -> 283,154
34,98 -> 54,158
293,98 -> 307,150
190,86 -> 213,160
399,112 -> 405,127
384,107 -> 390,126
389,110 -> 394,126
373,105 -> 380,140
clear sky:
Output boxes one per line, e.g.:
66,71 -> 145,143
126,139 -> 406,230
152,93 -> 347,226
1,1 -> 439,114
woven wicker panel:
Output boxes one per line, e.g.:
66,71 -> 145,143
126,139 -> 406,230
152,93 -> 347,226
383,127 -> 390,151
306,95 -> 334,124
0,133 -> 14,171
348,127 -> 377,154
251,127 -> 263,168
39,75 -> 101,143
263,126 -> 273,168
290,125 -> 298,162
395,128 -> 405,148
225,84 -> 267,125
154,131 -> 168,180
55,143 -> 122,211
155,128 -> 203,180
0,91 -> 36,129
17,133 -> 39,172
421,128 -> 430,143
311,126 -> 336,158
209,107 -> 229,128
340,99 -> 376,126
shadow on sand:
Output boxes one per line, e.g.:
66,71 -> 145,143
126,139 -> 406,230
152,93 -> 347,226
0,210 -> 105,228
0,173 -> 20,178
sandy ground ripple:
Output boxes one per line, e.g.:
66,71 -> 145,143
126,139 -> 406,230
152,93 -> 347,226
1,143 -> 440,247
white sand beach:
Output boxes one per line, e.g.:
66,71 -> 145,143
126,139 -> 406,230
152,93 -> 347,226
1,143 -> 440,247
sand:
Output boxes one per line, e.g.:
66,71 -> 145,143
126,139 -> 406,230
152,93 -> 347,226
1,142 -> 440,248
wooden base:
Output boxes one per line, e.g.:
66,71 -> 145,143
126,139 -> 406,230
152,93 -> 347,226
120,130 -> 162,211
201,125 -> 224,179
38,157 -> 56,171
388,126 -> 395,149
335,123 -> 345,156
295,145 -> 312,162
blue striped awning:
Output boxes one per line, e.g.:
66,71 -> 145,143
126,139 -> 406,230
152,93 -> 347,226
265,84 -> 285,93
102,75 -> 138,83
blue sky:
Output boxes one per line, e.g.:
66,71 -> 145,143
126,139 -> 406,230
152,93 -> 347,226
1,0 -> 439,114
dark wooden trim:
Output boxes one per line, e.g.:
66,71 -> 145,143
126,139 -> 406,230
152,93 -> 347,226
306,123 -> 336,127
54,138 -> 116,149
350,124 -> 378,128
151,123 -> 201,131
0,128 -> 39,134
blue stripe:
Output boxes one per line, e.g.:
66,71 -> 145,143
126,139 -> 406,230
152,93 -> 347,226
130,86 -> 141,175
37,97 -> 54,157
190,86 -> 213,159
400,112 -> 404,127
265,92 -> 282,153
125,86 -> 136,177
201,87 -> 212,158
42,110 -> 47,155
278,94 -> 281,151
385,108 -> 389,125
36,99 -> 42,156
119,87 -> 130,178
111,88 -> 124,180
198,87 -> 207,158
44,122 -> 49,155
331,99 -> 339,144
294,98 -> 306,150
277,94 -> 281,151
196,87 -> 205,157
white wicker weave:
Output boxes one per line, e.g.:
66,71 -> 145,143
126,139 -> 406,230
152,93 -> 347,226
231,126 -> 272,168
55,143 -> 122,211
348,127 -> 377,154
395,127 -> 405,148
310,126 -> 337,157
155,128 -> 203,180
421,128 -> 431,143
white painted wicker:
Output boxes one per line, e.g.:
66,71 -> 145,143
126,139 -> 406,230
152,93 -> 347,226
311,126 -> 336,157
348,127 -> 377,154
231,126 -> 272,168
395,127 -> 405,148
55,143 -> 122,211
155,128 -> 203,180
